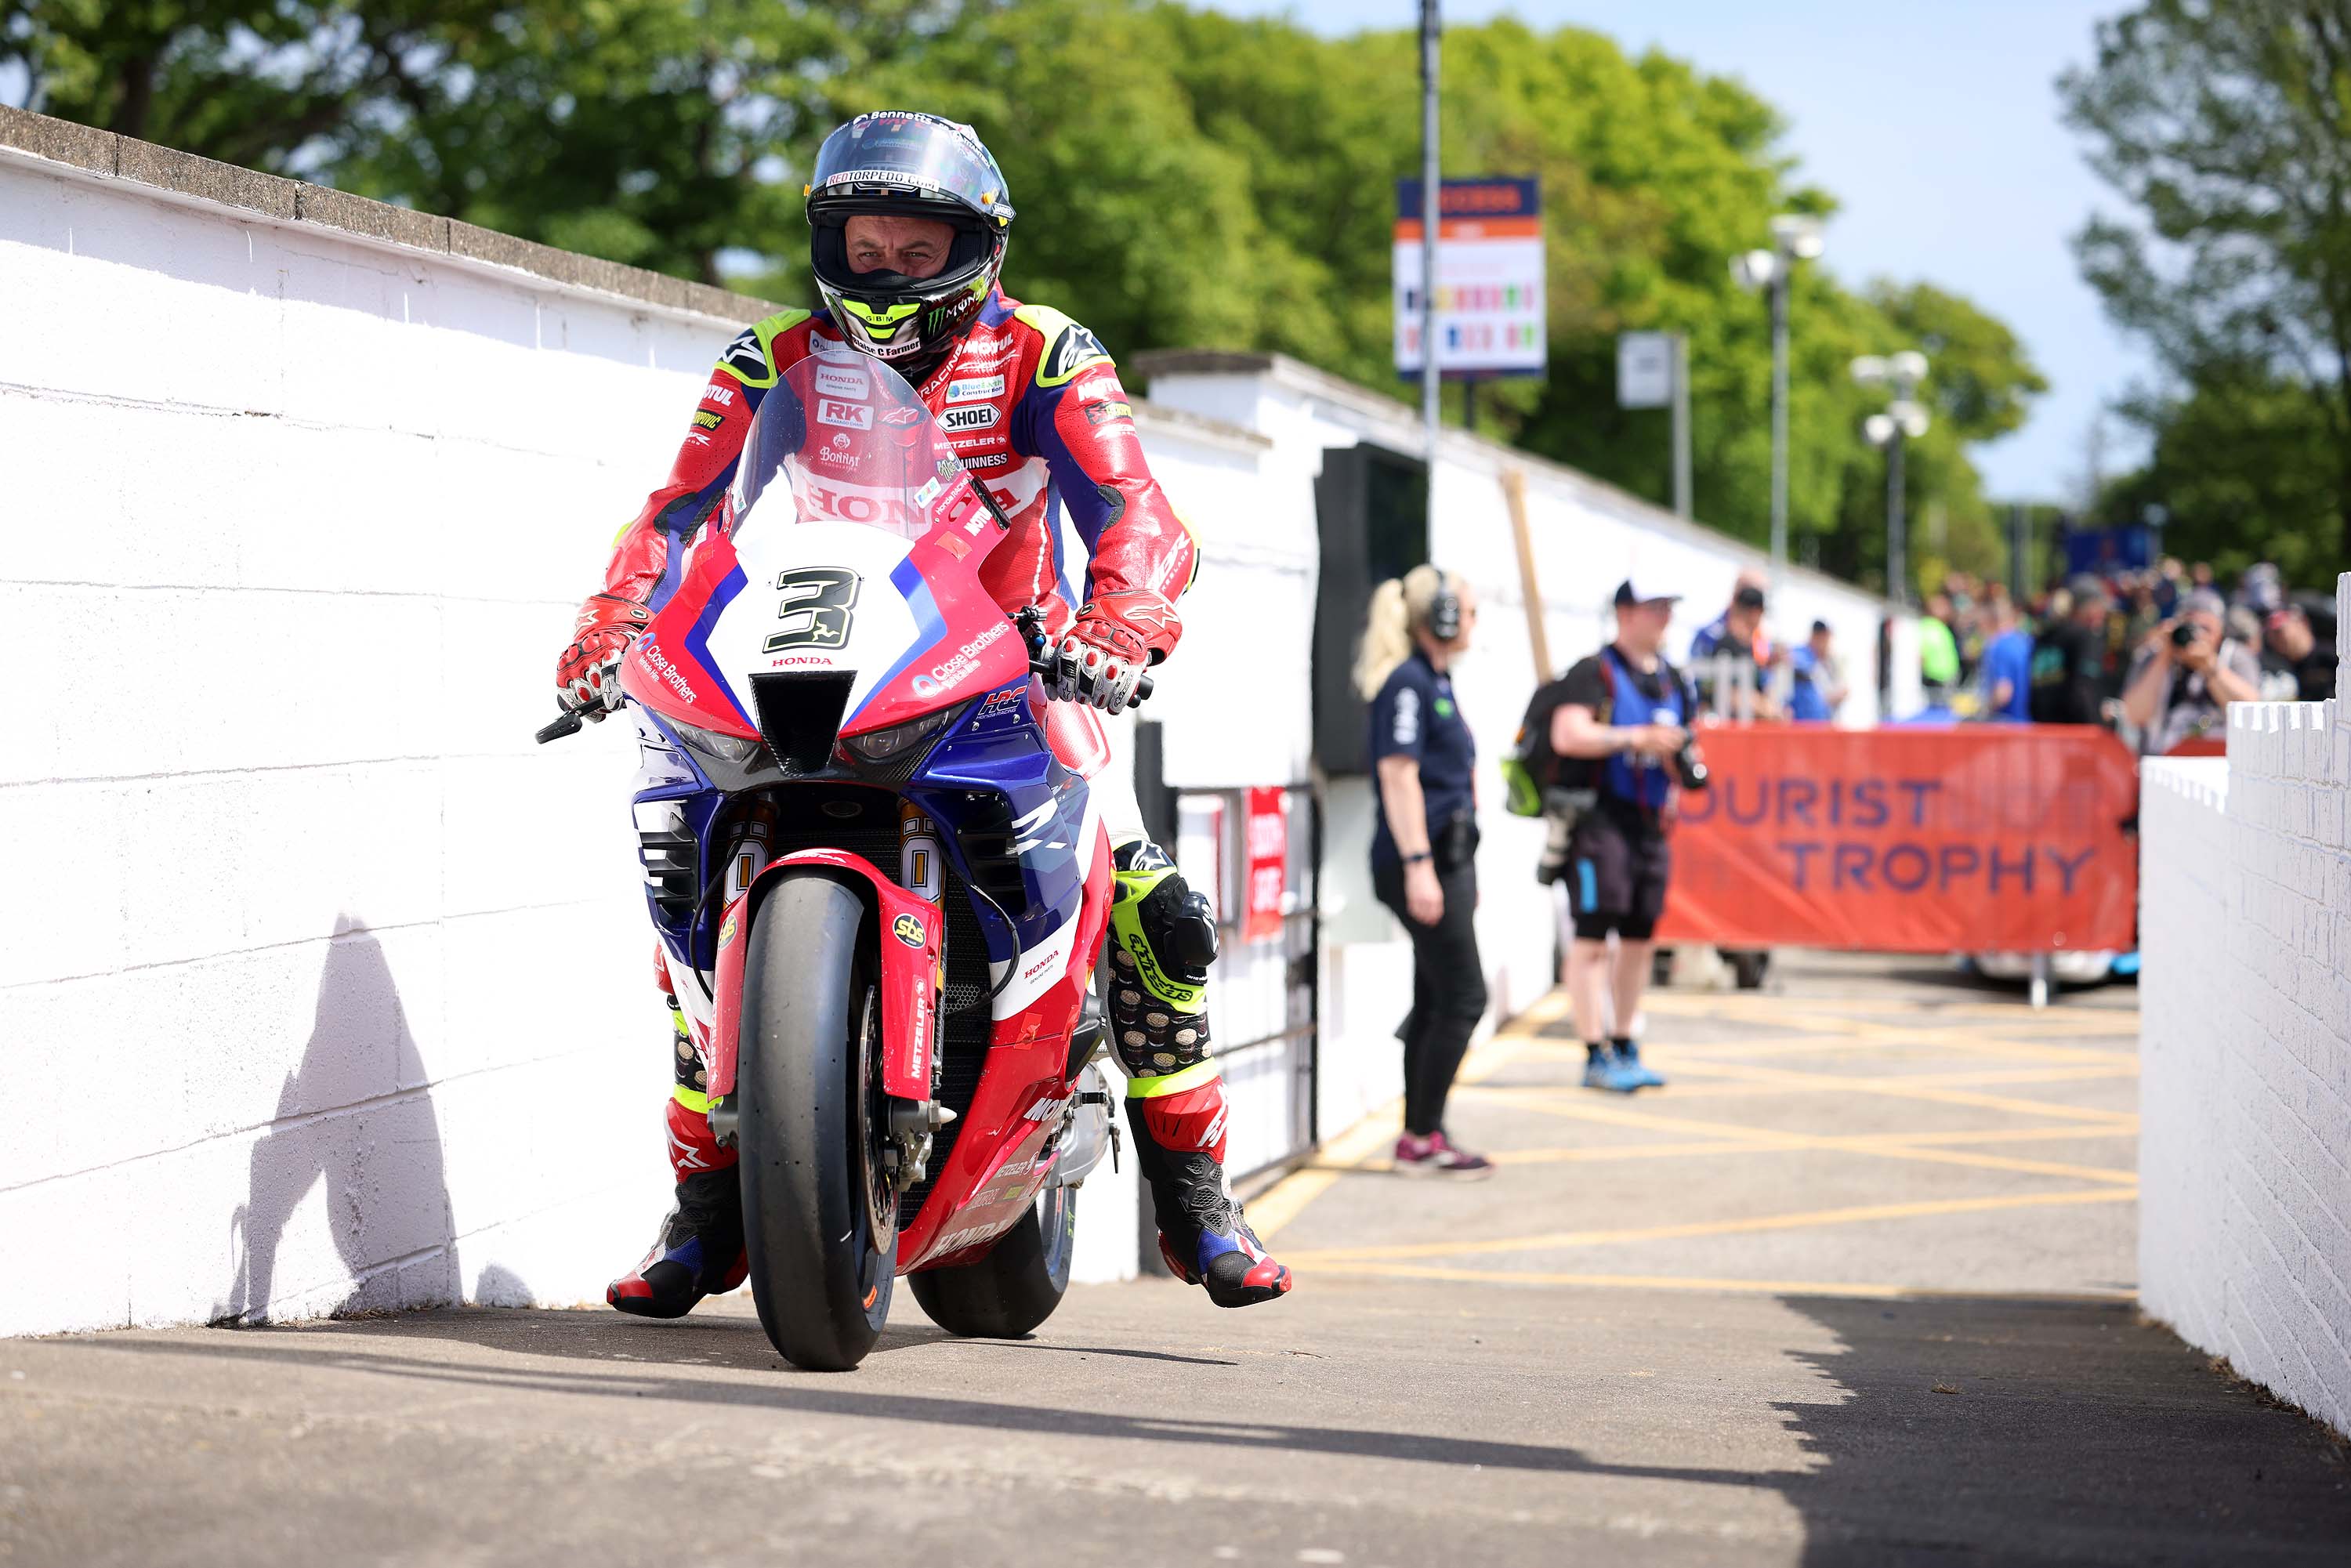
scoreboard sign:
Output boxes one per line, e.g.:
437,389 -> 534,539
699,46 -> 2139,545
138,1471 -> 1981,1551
1393,177 -> 1546,381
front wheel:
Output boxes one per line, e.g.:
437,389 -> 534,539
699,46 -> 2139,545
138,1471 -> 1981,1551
907,1185 -> 1076,1339
738,876 -> 897,1371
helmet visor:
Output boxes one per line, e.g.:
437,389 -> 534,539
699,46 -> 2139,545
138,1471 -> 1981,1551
809,114 -> 1012,224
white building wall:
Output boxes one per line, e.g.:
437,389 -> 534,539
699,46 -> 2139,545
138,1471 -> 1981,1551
2139,574 -> 2351,1437
0,134 -> 752,1334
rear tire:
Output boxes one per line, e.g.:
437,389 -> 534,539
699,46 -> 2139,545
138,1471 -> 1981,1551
738,876 -> 896,1371
907,1186 -> 1075,1339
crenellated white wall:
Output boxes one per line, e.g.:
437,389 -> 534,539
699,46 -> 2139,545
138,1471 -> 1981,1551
2139,573 -> 2351,1439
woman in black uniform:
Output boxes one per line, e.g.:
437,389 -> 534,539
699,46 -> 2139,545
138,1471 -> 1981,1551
1358,565 -> 1493,1178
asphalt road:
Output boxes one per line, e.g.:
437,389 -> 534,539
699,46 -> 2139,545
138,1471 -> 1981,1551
7,954 -> 2349,1566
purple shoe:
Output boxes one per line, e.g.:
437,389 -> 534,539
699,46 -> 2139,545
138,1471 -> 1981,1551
1394,1130 -> 1495,1180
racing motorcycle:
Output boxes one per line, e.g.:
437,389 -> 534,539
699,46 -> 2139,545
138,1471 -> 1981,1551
540,349 -> 1139,1371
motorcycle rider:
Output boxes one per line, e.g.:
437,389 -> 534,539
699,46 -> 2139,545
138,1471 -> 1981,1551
555,111 -> 1291,1316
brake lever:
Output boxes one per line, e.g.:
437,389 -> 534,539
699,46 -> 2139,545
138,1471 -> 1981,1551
1013,606 -> 1154,704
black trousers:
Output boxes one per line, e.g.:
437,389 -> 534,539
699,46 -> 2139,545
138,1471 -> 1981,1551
1373,856 -> 1490,1137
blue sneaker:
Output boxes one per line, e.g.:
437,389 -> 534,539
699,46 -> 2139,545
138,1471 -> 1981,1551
1613,1041 -> 1665,1090
1581,1046 -> 1642,1094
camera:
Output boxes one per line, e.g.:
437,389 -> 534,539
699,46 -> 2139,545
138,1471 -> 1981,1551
1674,737 -> 1709,791
2171,621 -> 2200,649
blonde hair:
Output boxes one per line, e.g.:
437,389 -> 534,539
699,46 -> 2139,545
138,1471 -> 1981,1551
1354,563 -> 1451,700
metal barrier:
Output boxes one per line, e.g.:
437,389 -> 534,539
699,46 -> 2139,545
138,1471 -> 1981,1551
1171,783 -> 1320,1182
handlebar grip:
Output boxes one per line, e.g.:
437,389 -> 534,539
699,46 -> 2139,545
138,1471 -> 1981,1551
1134,672 -> 1154,703
536,711 -> 585,744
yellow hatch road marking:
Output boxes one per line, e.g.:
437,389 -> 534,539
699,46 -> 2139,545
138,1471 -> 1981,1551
1302,1262 -> 2139,1303
1249,1003 -> 1556,1240
1281,1187 -> 2137,1266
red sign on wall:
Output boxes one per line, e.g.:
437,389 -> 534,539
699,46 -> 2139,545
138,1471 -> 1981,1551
1244,788 -> 1289,943
1655,726 -> 2140,954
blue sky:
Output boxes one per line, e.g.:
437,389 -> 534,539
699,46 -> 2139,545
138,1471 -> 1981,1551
1205,0 -> 2149,503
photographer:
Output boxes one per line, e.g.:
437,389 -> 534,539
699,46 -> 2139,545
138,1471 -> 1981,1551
2121,587 -> 2259,755
1550,581 -> 1703,1094
1358,566 -> 1494,1179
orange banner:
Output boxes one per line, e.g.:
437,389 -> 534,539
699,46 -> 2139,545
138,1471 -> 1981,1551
1654,726 -> 2140,954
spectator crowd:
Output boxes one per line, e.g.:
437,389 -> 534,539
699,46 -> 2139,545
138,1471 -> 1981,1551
1902,559 -> 2338,755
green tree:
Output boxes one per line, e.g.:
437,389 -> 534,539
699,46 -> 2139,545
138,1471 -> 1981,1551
2060,0 -> 2351,564
7,1 -> 2047,593
1,1 -> 934,282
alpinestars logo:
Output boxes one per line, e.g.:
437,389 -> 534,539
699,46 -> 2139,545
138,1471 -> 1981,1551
1042,323 -> 1112,382
719,328 -> 767,379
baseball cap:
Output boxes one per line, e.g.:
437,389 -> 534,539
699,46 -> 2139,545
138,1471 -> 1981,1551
1614,578 -> 1683,609
1733,584 -> 1767,610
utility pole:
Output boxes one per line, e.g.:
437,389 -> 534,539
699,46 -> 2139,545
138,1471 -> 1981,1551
1418,0 -> 1441,508
1886,427 -> 1908,610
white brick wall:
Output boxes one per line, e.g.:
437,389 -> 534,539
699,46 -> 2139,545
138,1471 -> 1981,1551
0,127 -> 1356,1331
0,144 -> 734,1333
2139,572 -> 2351,1436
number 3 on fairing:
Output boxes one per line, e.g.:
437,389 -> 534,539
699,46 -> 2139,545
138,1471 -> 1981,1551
766,567 -> 860,652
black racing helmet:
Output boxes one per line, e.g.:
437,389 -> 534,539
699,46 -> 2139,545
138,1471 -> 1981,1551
805,112 -> 1015,379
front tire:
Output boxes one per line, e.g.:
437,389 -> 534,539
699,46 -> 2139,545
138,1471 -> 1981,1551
907,1185 -> 1076,1339
738,876 -> 896,1371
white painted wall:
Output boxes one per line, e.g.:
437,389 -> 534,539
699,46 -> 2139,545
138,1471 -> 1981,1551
0,143 -> 737,1334
2139,574 -> 2351,1438
0,132 -> 1339,1329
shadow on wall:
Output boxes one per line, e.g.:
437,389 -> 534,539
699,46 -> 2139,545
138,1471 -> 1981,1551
212,915 -> 524,1323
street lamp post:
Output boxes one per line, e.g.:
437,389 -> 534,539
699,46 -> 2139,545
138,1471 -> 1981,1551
1853,351 -> 1931,606
1732,215 -> 1824,571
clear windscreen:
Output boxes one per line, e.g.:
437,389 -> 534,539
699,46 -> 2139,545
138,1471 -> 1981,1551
726,352 -> 973,542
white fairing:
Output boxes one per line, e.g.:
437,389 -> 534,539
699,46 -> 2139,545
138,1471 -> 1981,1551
711,522 -> 918,718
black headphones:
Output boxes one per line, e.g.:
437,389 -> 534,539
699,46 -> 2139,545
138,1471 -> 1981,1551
1425,569 -> 1464,643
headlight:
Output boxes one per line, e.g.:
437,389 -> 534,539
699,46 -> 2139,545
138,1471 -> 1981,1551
842,707 -> 956,766
669,716 -> 770,766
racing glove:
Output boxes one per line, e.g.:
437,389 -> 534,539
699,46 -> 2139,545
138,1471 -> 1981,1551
556,592 -> 650,719
1052,598 -> 1157,715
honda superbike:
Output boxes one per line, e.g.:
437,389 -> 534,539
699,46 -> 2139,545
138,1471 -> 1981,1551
541,349 -> 1139,1371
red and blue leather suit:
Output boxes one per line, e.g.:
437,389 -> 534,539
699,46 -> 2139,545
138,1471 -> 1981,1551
600,288 -> 1195,664
589,288 -> 1289,1314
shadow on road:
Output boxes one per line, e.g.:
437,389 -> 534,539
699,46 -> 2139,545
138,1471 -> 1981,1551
42,1288 -> 2351,1560
1772,1293 -> 2351,1564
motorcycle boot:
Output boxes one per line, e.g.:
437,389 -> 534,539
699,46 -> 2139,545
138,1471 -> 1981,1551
608,994 -> 748,1319
1108,837 -> 1291,1309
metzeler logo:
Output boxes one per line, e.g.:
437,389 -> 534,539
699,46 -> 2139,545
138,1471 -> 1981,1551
947,374 -> 1005,403
816,398 -> 873,429
940,404 -> 998,433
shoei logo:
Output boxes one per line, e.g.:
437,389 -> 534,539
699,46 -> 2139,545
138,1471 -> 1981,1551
892,912 -> 926,948
947,374 -> 1005,403
817,398 -> 873,429
940,404 -> 998,433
